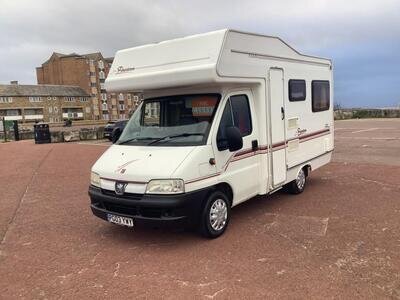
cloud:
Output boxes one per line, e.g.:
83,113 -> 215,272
0,0 -> 399,106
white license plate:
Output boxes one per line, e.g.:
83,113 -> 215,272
107,214 -> 134,227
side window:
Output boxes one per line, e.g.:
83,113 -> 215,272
217,101 -> 233,150
289,79 -> 306,101
230,95 -> 252,136
312,81 -> 330,112
217,94 -> 252,150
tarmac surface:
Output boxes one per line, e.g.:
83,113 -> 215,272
0,119 -> 399,299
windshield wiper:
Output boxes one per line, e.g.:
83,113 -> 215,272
117,137 -> 157,145
147,133 -> 204,145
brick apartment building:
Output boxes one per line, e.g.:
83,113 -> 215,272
0,82 -> 91,123
36,52 -> 141,120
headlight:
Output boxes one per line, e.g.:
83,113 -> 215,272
90,171 -> 101,187
145,179 -> 184,194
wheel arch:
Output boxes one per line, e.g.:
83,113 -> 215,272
303,164 -> 311,177
212,182 -> 234,207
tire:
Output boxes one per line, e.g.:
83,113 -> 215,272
199,191 -> 231,238
285,167 -> 307,194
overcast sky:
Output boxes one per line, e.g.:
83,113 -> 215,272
1,0 -> 399,107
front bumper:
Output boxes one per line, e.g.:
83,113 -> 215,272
88,185 -> 210,228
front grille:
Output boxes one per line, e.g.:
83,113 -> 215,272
103,202 -> 138,216
102,201 -> 166,218
101,189 -> 142,200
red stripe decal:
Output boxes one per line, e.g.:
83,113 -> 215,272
186,128 -> 331,185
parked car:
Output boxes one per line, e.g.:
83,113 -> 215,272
103,120 -> 128,141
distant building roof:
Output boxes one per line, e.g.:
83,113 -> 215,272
0,84 -> 89,97
40,52 -> 114,65
105,57 -> 114,63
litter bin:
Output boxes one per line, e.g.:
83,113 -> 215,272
33,123 -> 51,144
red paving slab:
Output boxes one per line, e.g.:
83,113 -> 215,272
334,119 -> 400,166
0,120 -> 400,299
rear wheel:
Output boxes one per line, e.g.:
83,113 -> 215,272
286,167 -> 307,194
199,191 -> 231,238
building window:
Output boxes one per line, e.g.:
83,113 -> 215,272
64,97 -> 75,102
53,97 -> 57,100
101,103 -> 108,111
23,108 -> 43,120
100,83 -> 105,90
133,95 -> 139,101
90,82 -> 97,87
119,104 -> 125,111
289,80 -> 306,101
48,107 -> 52,113
29,96 -> 42,102
47,97 -> 52,101
80,97 -> 88,102
99,71 -> 105,79
118,93 -> 124,101
0,97 -> 13,103
62,108 -> 84,120
102,114 -> 109,120
312,81 -> 330,112
101,93 -> 107,101
89,59 -> 94,66
120,114 -> 126,119
54,107 -> 59,113
127,94 -> 132,100
90,72 -> 96,76
98,60 -> 104,69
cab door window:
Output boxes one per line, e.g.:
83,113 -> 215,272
217,94 -> 252,150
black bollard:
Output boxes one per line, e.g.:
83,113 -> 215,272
13,120 -> 19,141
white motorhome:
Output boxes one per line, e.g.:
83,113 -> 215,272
89,29 -> 333,238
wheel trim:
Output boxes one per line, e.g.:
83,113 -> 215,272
209,199 -> 228,231
296,169 -> 306,190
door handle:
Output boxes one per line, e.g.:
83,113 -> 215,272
252,140 -> 258,151
281,107 -> 285,120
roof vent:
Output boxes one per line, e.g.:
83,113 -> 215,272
10,80 -> 18,85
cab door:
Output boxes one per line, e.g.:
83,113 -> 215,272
269,68 -> 287,186
212,91 -> 260,205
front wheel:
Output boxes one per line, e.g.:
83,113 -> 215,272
199,191 -> 231,238
285,167 -> 307,194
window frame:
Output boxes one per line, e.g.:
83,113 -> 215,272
216,93 -> 253,151
311,80 -> 330,112
288,79 -> 306,102
137,93 -> 221,146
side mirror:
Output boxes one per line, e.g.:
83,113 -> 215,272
226,126 -> 243,152
111,128 -> 121,144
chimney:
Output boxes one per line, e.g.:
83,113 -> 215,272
10,80 -> 18,85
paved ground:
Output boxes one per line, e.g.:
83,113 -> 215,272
0,119 -> 399,299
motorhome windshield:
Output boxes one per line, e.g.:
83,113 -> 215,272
117,94 -> 221,146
